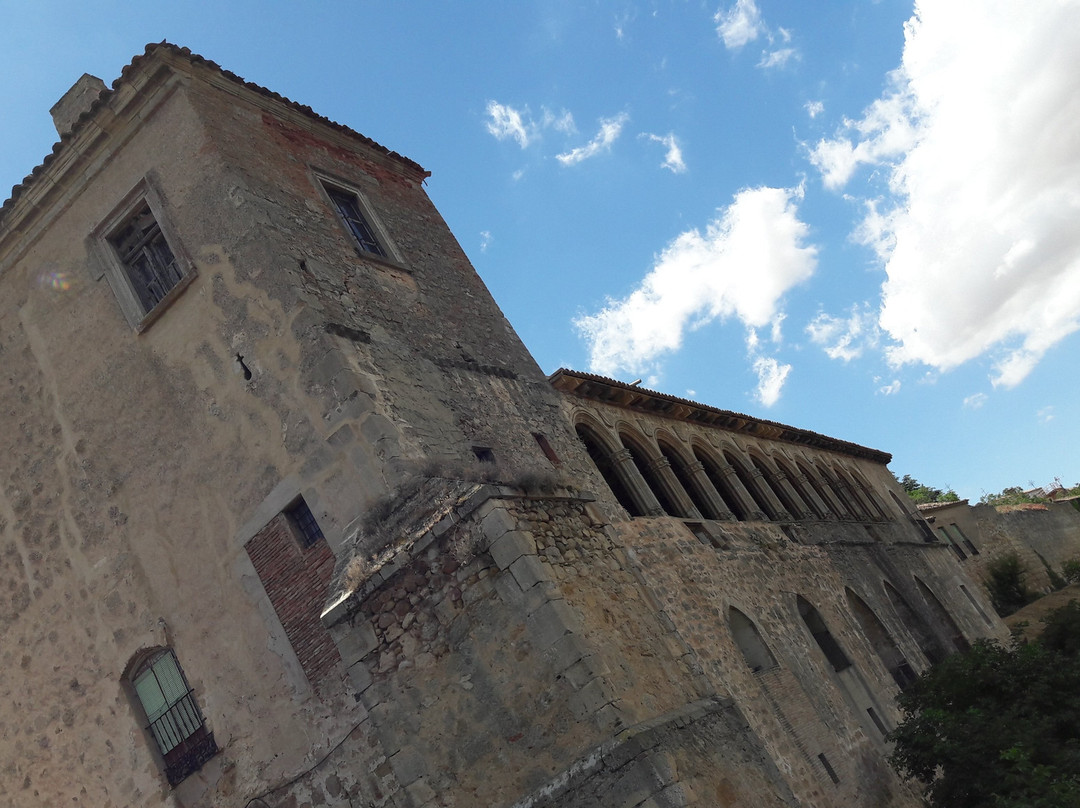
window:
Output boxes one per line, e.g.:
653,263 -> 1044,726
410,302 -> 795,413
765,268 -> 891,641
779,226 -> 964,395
130,649 -> 216,785
92,179 -> 194,330
285,496 -> 324,549
325,185 -> 387,257
109,202 -> 184,313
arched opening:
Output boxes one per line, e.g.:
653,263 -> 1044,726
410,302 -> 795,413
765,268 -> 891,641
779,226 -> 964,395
776,456 -> 826,518
848,470 -> 890,520
694,446 -> 749,520
797,596 -> 893,740
914,577 -> 970,653
125,647 -> 217,786
888,490 -> 910,520
620,430 -> 685,517
825,467 -> 869,520
883,580 -> 947,664
729,607 -> 778,672
658,438 -> 719,519
798,460 -> 842,518
750,454 -> 800,518
797,596 -> 851,672
845,588 -> 917,689
575,423 -> 645,516
725,450 -> 779,520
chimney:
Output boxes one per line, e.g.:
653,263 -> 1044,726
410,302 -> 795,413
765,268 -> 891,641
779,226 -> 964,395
49,73 -> 107,137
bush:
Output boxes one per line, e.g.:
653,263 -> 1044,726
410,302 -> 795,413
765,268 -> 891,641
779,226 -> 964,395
985,553 -> 1035,617
1063,558 -> 1080,585
888,601 -> 1080,808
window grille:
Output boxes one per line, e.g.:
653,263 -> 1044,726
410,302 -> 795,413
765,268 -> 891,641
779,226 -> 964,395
132,649 -> 216,785
286,497 -> 324,548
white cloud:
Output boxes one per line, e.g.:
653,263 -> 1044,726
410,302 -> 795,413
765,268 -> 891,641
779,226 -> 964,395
485,101 -> 534,148
715,0 -> 765,49
878,380 -> 901,395
542,107 -> 576,135
575,185 -> 817,380
642,132 -> 687,173
811,1 -> 1080,388
758,48 -> 798,70
1038,406 -> 1055,423
753,356 -> 791,407
806,303 -> 880,362
479,231 -> 492,253
556,113 -> 629,166
805,100 -> 824,119
963,392 -> 987,409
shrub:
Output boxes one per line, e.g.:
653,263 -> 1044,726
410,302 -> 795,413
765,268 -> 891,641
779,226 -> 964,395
985,553 -> 1035,617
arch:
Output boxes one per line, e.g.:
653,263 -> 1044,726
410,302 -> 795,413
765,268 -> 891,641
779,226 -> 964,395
728,607 -> 778,672
774,455 -> 827,518
619,428 -> 689,517
883,580 -> 947,664
824,465 -> 870,520
797,460 -> 845,518
125,647 -> 217,785
845,588 -> 917,689
693,444 -> 751,520
748,452 -> 800,519
725,449 -> 780,520
888,490 -> 911,520
914,576 -> 970,653
575,422 -> 647,516
846,468 -> 890,520
796,596 -> 851,672
657,437 -> 722,519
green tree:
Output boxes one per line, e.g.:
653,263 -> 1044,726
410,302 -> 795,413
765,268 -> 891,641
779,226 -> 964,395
888,602 -> 1080,808
984,553 -> 1035,616
896,473 -> 960,504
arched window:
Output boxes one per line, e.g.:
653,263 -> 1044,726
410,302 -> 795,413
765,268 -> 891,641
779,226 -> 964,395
748,455 -> 796,518
729,607 -> 778,672
575,423 -> 646,516
792,460 -> 833,518
658,438 -> 717,519
694,446 -> 749,520
797,596 -> 851,672
914,577 -> 970,653
725,450 -> 779,520
845,588 -> 917,689
883,580 -> 947,664
127,648 -> 216,785
620,430 -> 685,517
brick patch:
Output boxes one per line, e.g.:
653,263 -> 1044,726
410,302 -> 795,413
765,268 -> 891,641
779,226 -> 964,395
246,514 -> 342,686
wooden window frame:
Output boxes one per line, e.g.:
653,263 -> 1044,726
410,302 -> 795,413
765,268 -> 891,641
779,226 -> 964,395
90,178 -> 196,332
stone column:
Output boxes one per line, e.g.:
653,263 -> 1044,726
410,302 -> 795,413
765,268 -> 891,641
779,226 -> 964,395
610,448 -> 665,517
647,455 -> 701,519
715,461 -> 768,522
771,469 -> 816,520
794,472 -> 836,520
750,468 -> 792,521
685,460 -> 736,521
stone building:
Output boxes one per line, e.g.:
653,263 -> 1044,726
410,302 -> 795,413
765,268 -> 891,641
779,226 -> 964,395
0,44 -> 1005,808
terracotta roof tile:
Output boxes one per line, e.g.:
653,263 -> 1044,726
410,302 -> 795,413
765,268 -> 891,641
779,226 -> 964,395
1,42 -> 427,221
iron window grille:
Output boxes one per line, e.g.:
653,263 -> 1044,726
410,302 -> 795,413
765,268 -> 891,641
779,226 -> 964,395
131,649 -> 216,786
108,202 -> 185,314
286,497 -> 324,549
325,186 -> 387,257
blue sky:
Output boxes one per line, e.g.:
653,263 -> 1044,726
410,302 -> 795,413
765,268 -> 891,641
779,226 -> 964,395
2,1 -> 1079,500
